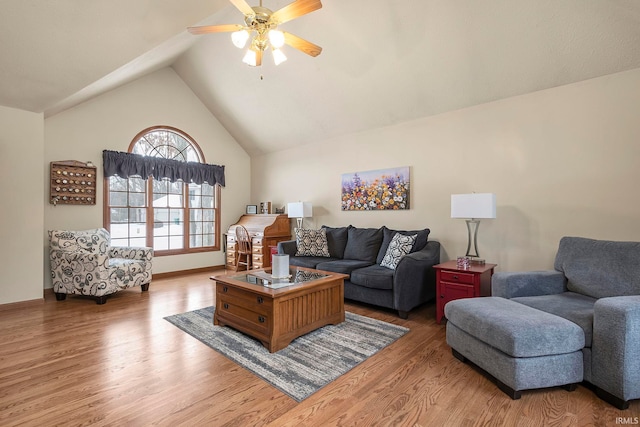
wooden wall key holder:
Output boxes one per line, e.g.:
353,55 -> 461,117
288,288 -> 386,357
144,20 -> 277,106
50,160 -> 97,206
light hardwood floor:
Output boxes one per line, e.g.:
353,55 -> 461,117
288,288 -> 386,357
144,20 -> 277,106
1,270 -> 637,426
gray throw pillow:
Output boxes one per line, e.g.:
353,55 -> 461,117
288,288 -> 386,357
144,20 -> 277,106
380,233 -> 417,270
295,228 -> 330,257
343,227 -> 384,262
321,225 -> 351,258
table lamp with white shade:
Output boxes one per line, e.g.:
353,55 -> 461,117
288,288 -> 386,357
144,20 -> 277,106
287,202 -> 313,229
451,193 -> 496,264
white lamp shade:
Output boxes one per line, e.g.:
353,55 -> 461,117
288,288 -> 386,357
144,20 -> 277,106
242,49 -> 257,66
268,30 -> 285,48
287,202 -> 312,218
451,193 -> 496,219
272,48 -> 287,66
231,30 -> 249,48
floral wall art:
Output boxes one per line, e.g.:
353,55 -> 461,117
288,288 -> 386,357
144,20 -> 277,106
341,166 -> 410,211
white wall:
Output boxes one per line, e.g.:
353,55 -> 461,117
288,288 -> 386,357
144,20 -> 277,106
0,106 -> 44,304
251,68 -> 640,272
44,68 -> 250,285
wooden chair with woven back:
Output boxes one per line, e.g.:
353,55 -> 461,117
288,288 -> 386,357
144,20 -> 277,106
235,225 -> 253,271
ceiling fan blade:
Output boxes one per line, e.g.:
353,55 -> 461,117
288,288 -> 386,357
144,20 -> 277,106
230,0 -> 255,16
188,24 -> 244,35
283,32 -> 322,57
271,0 -> 322,24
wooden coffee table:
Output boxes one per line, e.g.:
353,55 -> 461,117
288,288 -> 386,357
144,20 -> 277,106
210,266 -> 347,352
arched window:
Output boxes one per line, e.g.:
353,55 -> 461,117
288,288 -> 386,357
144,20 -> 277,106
104,126 -> 221,255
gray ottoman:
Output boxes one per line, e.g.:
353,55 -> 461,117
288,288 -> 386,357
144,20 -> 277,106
445,297 -> 585,399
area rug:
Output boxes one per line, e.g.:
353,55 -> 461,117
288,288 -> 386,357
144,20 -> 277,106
164,306 -> 409,402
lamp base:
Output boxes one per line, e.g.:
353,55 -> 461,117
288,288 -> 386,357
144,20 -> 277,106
469,257 -> 486,265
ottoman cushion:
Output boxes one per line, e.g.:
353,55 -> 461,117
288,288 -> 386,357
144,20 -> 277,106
445,297 -> 585,358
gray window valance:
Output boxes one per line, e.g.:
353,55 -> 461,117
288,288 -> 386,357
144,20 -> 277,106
102,150 -> 225,187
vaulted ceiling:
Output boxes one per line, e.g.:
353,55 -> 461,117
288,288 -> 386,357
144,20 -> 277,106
2,0 -> 640,156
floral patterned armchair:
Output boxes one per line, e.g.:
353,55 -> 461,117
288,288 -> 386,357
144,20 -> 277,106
49,228 -> 153,304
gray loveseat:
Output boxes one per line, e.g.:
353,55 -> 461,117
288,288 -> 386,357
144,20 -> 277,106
446,236 -> 640,409
278,225 -> 440,318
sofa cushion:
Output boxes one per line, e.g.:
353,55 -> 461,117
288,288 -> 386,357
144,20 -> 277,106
380,233 -> 417,270
376,226 -> 430,264
315,259 -> 374,276
295,228 -> 330,257
350,265 -> 394,290
445,297 -> 585,358
321,225 -> 350,258
554,236 -> 640,299
511,292 -> 596,347
343,227 -> 383,262
289,256 -> 340,269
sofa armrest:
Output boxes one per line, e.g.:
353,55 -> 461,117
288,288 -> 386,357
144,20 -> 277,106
109,246 -> 153,261
277,240 -> 297,256
49,250 -> 109,293
491,271 -> 567,298
592,296 -> 640,404
393,240 -> 441,313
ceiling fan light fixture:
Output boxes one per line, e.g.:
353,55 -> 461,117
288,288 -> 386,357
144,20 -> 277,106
187,0 -> 323,67
231,30 -> 250,48
242,49 -> 257,66
272,48 -> 287,65
268,30 -> 285,48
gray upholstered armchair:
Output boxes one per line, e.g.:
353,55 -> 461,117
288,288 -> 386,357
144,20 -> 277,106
491,236 -> 640,409
49,228 -> 153,304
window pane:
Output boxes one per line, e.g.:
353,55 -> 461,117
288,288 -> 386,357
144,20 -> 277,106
191,234 -> 203,248
202,209 -> 214,221
128,176 -> 145,192
202,222 -> 214,234
201,184 -> 214,196
203,234 -> 214,246
111,237 -> 129,247
130,237 -> 147,247
129,208 -> 146,222
129,223 -> 146,238
109,176 -> 128,191
153,236 -> 169,251
154,221 -> 169,236
110,192 -> 127,206
169,235 -> 184,250
110,225 -> 129,240
155,178 -> 169,193
153,192 -> 168,208
129,192 -> 145,207
190,222 -> 202,234
168,194 -> 183,208
111,208 -> 128,223
201,196 -> 214,209
169,181 -> 182,195
189,195 -> 201,209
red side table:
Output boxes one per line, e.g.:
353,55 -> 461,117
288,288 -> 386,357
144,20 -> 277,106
434,260 -> 497,324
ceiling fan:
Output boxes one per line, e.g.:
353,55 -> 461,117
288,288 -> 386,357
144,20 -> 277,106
188,0 -> 323,67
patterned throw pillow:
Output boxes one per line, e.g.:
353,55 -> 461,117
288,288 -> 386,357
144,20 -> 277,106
380,233 -> 417,270
295,228 -> 331,257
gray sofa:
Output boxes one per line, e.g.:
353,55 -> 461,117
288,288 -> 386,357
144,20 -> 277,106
277,225 -> 440,318
446,236 -> 640,409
